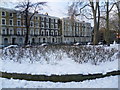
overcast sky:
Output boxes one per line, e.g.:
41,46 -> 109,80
1,0 -> 102,26
0,0 -> 73,18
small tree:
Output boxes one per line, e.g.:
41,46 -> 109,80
15,0 -> 46,45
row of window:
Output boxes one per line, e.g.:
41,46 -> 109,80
3,37 -> 61,45
64,26 -> 91,32
1,28 -> 59,36
1,11 -> 58,23
41,17 -> 58,23
2,11 -> 13,17
1,18 -> 58,28
64,22 -> 91,28
31,37 -> 60,43
64,37 -> 91,43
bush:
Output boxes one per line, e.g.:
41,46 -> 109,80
1,45 -> 118,65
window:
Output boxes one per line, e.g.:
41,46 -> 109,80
9,28 -> 14,35
55,19 -> 58,23
55,24 -> 58,28
41,22 -> 44,27
46,30 -> 49,36
30,29 -> 34,35
39,38 -> 41,43
52,38 -> 55,43
35,29 -> 39,35
55,31 -> 58,36
46,18 -> 49,22
4,38 -> 8,45
43,38 -> 46,43
9,13 -> 13,17
2,18 -> 6,25
41,17 -> 44,21
19,38 -> 23,44
2,11 -> 6,16
51,19 -> 54,22
17,28 -> 22,35
51,30 -> 54,36
51,24 -> 54,28
2,28 -> 6,35
9,19 -> 13,26
46,23 -> 49,28
17,20 -> 21,26
23,20 -> 26,27
35,16 -> 38,20
30,21 -> 34,27
41,30 -> 44,36
23,28 -> 27,35
35,22 -> 39,27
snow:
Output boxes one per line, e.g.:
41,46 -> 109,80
0,56 -> 118,75
0,44 -> 119,88
0,76 -> 118,88
0,44 -> 119,76
4,45 -> 18,50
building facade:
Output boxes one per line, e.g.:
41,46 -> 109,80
0,7 -> 92,46
0,7 -> 62,46
62,18 -> 92,44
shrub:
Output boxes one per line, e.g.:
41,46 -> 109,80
1,45 -> 118,65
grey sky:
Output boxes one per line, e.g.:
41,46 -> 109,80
0,0 -> 95,26
0,0 -> 71,18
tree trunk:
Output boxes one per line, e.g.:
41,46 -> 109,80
24,9 -> 29,45
93,14 -> 98,45
105,1 -> 110,45
90,1 -> 99,45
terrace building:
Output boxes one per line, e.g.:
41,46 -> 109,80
0,7 -> 92,46
62,18 -> 92,44
0,7 -> 62,46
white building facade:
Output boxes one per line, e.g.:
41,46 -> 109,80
62,18 -> 92,44
0,7 -> 92,46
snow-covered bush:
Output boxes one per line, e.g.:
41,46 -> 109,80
1,45 -> 118,65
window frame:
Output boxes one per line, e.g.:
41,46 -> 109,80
9,13 -> 13,17
9,28 -> 14,35
1,18 -> 6,25
17,28 -> 22,35
9,19 -> 13,26
2,11 -> 6,16
17,20 -> 21,26
2,28 -> 7,35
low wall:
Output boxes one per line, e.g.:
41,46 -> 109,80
0,70 -> 120,82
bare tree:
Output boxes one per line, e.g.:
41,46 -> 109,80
104,0 -> 115,45
74,0 -> 100,45
100,0 -> 116,45
89,0 -> 100,45
15,0 -> 46,45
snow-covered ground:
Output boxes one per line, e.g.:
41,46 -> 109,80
0,44 -> 119,88
0,55 -> 118,75
0,76 -> 118,88
0,44 -> 119,76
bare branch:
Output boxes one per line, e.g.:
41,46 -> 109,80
108,3 -> 115,13
79,4 -> 90,12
